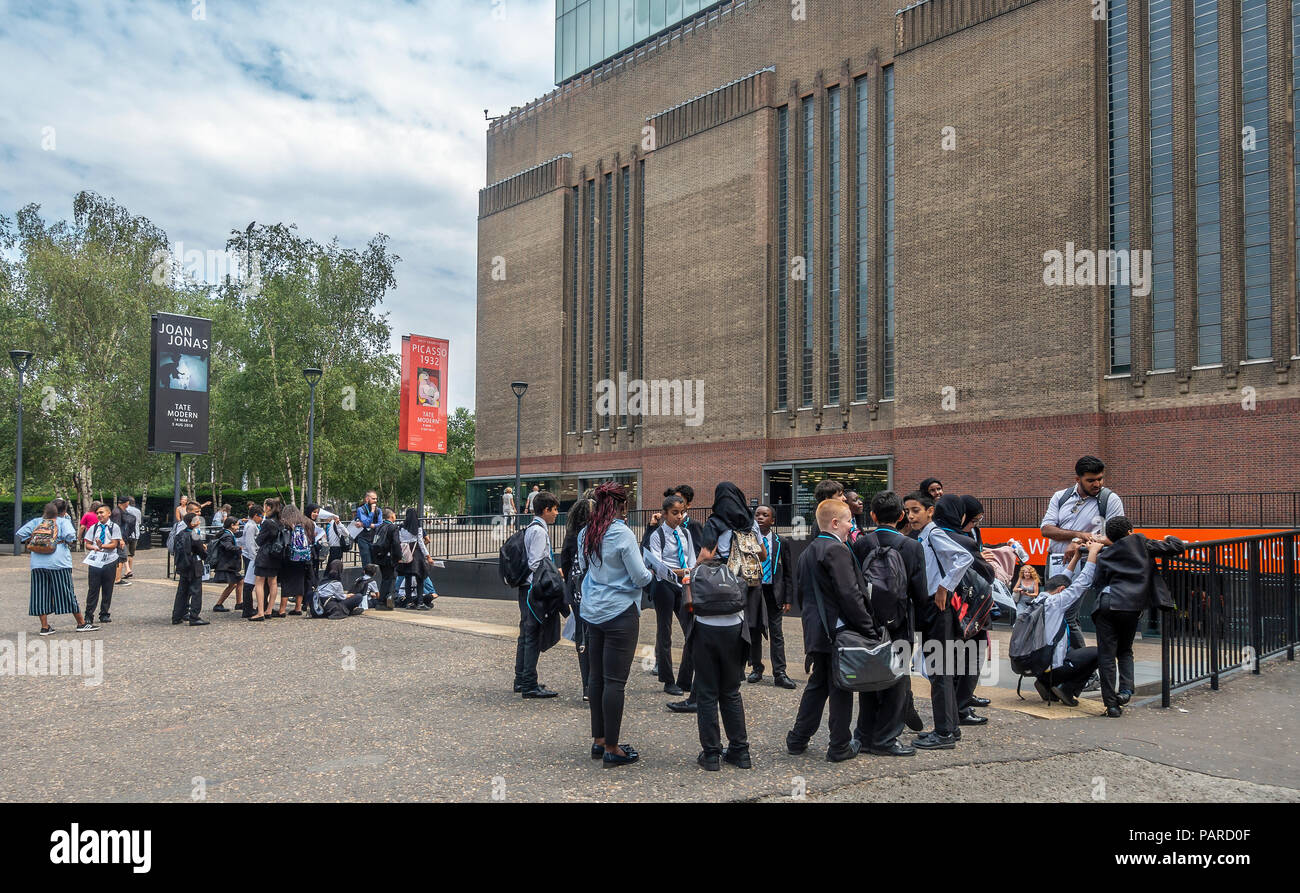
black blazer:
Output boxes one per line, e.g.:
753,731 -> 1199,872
1093,533 -> 1185,613
796,535 -> 879,656
853,527 -> 929,639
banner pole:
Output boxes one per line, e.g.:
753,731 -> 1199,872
173,452 -> 181,522
418,452 -> 426,520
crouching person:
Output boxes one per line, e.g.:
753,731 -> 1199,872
1027,540 -> 1104,705
312,560 -> 367,618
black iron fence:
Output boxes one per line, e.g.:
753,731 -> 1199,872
1158,530 -> 1298,706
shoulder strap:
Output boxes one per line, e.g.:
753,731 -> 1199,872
1098,486 -> 1112,516
926,535 -> 948,577
656,523 -> 666,551
1055,488 -> 1072,511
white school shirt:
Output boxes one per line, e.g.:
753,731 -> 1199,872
84,521 -> 123,563
642,523 -> 696,585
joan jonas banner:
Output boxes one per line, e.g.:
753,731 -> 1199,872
148,312 -> 211,454
398,335 -> 448,454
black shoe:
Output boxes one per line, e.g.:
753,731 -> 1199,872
603,747 -> 639,768
1105,706 -> 1123,718
248,615 -> 265,622
905,704 -> 924,732
912,732 -> 957,750
971,696 -> 991,707
869,742 -> 916,757
650,664 -> 659,676
1034,679 -> 1057,702
773,673 -> 797,690
172,618 -> 184,625
513,682 -> 526,692
1117,689 -> 1132,706
697,751 -> 721,771
786,736 -> 808,755
952,728 -> 962,741
746,670 -> 763,684
98,616 -> 111,623
664,683 -> 684,696
287,610 -> 302,616
522,685 -> 558,699
667,700 -> 697,713
1050,685 -> 1078,707
959,710 -> 988,725
826,741 -> 859,762
188,618 -> 210,626
723,749 -> 752,769
213,604 -> 230,612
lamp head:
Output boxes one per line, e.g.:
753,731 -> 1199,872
511,381 -> 528,399
303,367 -> 323,385
9,350 -> 32,374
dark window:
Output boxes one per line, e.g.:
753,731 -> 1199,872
776,105 -> 789,410
882,67 -> 895,398
1108,0 -> 1132,373
827,85 -> 841,406
1241,0 -> 1271,360
801,95 -> 815,408
853,75 -> 870,401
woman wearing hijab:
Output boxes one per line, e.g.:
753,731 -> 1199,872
576,482 -> 655,768
919,478 -> 944,501
687,482 -> 765,771
961,496 -> 985,549
560,494 -> 595,701
312,559 -> 367,617
396,507 -> 435,609
932,494 -> 993,725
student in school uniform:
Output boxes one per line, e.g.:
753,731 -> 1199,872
683,482 -> 763,771
748,504 -> 795,689
395,507 -> 435,610
239,506 -> 262,616
809,479 -> 845,535
111,498 -> 134,589
905,491 -> 974,749
786,499 -> 878,762
209,517 -> 244,612
18,503 -> 95,635
513,491 -> 561,698
82,503 -> 123,625
251,498 -> 284,621
1027,543 -> 1104,705
560,494 -> 595,700
851,490 -> 929,755
642,492 -> 696,697
171,512 -> 210,626
932,494 -> 992,727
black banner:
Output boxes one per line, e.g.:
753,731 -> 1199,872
148,312 -> 210,454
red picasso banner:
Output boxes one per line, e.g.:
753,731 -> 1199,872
398,335 -> 448,454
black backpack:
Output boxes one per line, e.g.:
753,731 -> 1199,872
927,538 -> 995,641
499,524 -> 534,588
684,559 -> 745,616
861,542 -> 909,632
263,522 -> 292,563
370,522 -> 393,565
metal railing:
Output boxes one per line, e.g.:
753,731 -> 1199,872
1159,530 -> 1298,706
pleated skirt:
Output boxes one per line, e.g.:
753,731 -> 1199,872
29,567 -> 81,616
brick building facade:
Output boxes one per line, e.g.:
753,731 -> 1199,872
471,0 -> 1300,515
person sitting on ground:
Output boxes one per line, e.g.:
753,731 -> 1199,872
1028,540 -> 1103,706
1012,565 -> 1041,611
312,560 -> 367,618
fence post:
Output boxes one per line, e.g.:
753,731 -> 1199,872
1285,532 -> 1296,662
1248,539 -> 1262,675
1208,549 -> 1220,691
1160,609 -> 1171,708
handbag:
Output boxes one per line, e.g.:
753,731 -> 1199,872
808,563 -> 905,693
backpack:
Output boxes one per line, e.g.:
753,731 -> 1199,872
398,535 -> 417,565
262,522 -> 292,563
684,559 -> 746,616
499,524 -> 534,588
1055,486 -> 1114,528
336,521 -> 353,550
927,538 -> 995,641
289,524 -> 312,563
1009,597 -> 1067,678
726,529 -> 764,587
118,512 -> 137,541
24,519 -> 58,555
370,522 -> 393,565
861,542 -> 909,632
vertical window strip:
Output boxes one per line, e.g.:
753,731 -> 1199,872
853,75 -> 870,402
1193,0 -> 1222,365
1108,0 -> 1132,373
1295,0 -> 1300,354
569,185 -> 580,432
637,159 -> 644,389
1241,0 -> 1271,360
585,181 -> 595,431
776,105 -> 789,410
621,168 -> 630,428
827,85 -> 841,406
882,67 -> 895,398
801,96 -> 815,408
1148,0 -> 1175,371
602,171 -> 613,429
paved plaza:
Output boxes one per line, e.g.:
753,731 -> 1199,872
0,551 -> 1295,803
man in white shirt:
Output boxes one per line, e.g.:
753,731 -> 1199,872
1040,455 -> 1124,647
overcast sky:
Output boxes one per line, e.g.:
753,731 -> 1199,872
0,0 -> 557,412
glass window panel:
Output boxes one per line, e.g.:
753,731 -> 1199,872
635,0 -> 649,41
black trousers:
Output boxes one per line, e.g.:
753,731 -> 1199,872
172,575 -> 203,622
789,651 -> 854,752
749,582 -> 788,675
692,622 -> 749,755
1041,646 -> 1099,698
854,674 -> 910,750
587,604 -> 639,744
513,587 -> 542,690
572,601 -> 590,693
86,563 -> 116,620
1094,607 -> 1141,707
1064,598 -> 1086,649
675,601 -> 696,695
379,565 -> 396,598
922,612 -> 960,737
328,546 -> 344,566
955,631 -> 986,712
651,580 -> 685,684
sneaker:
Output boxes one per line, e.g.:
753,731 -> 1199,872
117,579 -> 133,587
38,627 -> 55,637
75,623 -> 100,632
98,616 -> 112,623
723,749 -> 752,769
697,751 -> 721,771
1050,685 -> 1078,707
1082,671 -> 1101,692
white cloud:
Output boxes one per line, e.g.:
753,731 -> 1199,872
0,0 -> 557,412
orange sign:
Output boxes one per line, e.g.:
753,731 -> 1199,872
398,335 -> 448,454
981,528 -> 1292,562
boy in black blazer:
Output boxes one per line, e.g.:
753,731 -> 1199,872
749,505 -> 796,688
786,500 -> 880,762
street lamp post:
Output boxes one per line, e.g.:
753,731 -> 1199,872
511,381 -> 528,525
303,367 -> 323,505
9,350 -> 32,556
